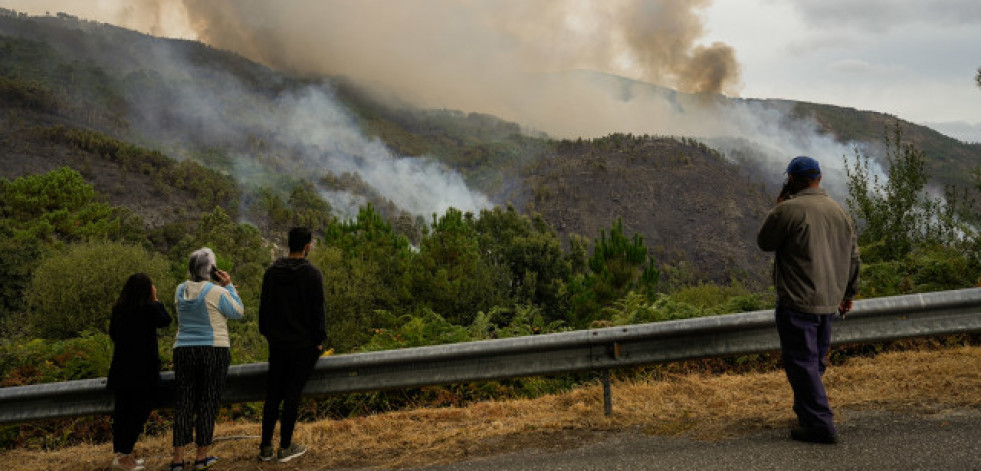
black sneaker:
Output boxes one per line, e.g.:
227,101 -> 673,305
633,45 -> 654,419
277,443 -> 307,463
790,427 -> 838,444
258,445 -> 275,462
193,456 -> 220,470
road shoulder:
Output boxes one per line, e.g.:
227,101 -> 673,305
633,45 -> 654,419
408,408 -> 981,471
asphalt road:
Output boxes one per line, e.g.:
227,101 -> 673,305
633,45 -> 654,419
400,409 -> 981,471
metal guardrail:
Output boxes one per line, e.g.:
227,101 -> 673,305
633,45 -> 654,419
1,288 -> 980,424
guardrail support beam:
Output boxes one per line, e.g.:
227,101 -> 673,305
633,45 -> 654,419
602,369 -> 613,416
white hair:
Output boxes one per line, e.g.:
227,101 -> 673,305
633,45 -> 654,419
188,247 -> 216,281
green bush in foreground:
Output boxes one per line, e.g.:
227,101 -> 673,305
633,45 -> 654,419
24,241 -> 176,339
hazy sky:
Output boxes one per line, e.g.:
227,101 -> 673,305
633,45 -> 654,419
700,0 -> 981,142
3,0 -> 980,141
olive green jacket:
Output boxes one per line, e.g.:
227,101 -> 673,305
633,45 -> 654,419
757,187 -> 860,314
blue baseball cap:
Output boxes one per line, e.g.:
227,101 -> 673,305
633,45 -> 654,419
786,156 -> 821,177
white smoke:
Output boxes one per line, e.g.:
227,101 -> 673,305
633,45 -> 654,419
267,86 -> 491,217
709,99 -> 878,199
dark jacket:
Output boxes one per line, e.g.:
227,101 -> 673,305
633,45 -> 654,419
757,187 -> 861,313
259,257 -> 327,349
107,301 -> 172,391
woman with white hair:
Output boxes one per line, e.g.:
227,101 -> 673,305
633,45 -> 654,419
169,248 -> 244,471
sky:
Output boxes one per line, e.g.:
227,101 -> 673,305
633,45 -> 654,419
700,0 -> 981,142
2,0 -> 980,142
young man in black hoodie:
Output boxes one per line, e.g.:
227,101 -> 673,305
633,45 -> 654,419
258,227 -> 326,463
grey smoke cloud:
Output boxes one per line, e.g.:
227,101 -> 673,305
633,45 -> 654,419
4,1 -> 746,138
177,0 -> 871,195
2,0 -> 877,202
168,0 -> 869,193
171,0 -> 742,137
178,0 -> 741,91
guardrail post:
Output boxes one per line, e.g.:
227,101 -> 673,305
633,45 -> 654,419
602,368 -> 613,416
600,341 -> 621,416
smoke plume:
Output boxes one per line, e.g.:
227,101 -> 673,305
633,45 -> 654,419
5,1 -> 746,138
196,1 -> 735,126
5,0 -> 875,202
106,0 -> 738,139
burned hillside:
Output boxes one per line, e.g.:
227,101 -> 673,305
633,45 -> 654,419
519,134 -> 774,287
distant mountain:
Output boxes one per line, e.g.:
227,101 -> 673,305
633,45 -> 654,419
1,11 -> 977,285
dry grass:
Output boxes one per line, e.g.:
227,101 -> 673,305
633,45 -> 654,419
5,345 -> 980,470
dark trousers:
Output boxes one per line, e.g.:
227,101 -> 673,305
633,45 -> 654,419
172,346 -> 231,447
261,346 -> 320,448
775,306 -> 836,437
112,388 -> 154,454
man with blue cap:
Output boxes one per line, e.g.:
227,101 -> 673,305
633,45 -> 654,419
757,156 -> 861,444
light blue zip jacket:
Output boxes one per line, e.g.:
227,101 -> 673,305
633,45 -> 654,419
174,281 -> 244,348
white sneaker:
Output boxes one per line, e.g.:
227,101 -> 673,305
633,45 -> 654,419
111,455 -> 146,471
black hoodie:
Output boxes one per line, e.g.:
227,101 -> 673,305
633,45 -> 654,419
259,257 -> 327,349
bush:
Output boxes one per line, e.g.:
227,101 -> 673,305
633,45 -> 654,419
24,241 -> 176,339
669,282 -> 766,312
598,292 -> 705,326
361,308 -> 470,351
860,244 -> 980,297
0,331 -> 113,386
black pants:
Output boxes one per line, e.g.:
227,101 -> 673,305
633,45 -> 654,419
172,346 -> 231,447
775,306 -> 836,437
261,346 -> 320,448
112,388 -> 154,454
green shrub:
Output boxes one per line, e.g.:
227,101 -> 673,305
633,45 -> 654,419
24,241 -> 176,339
361,308 -> 470,351
860,244 -> 980,297
0,331 -> 113,386
600,292 -> 715,326
908,245 -> 977,291
669,282 -> 766,311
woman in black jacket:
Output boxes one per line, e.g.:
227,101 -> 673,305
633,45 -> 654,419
107,273 -> 172,471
